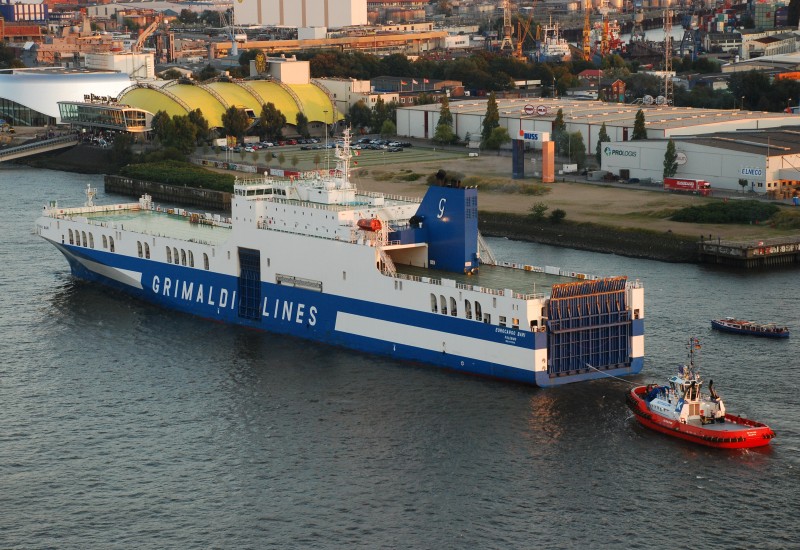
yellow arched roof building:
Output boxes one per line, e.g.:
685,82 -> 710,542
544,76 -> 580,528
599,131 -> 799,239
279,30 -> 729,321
118,79 -> 341,129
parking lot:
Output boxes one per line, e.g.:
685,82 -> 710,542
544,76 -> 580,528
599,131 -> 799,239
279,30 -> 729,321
209,137 -> 467,171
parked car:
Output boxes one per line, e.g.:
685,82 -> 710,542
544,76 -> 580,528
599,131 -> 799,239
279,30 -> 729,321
388,147 -> 403,152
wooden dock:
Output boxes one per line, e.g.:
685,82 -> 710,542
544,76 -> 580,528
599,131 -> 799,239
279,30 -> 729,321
699,236 -> 800,268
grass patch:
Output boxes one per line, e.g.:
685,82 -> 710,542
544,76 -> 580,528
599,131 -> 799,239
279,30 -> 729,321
670,200 -> 779,224
769,209 -> 800,229
119,160 -> 234,192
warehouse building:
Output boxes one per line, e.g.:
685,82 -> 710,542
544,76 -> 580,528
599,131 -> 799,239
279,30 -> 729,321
600,129 -> 800,197
396,98 -> 798,155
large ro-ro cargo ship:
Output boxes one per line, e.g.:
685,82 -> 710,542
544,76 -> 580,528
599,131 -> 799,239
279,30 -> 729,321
35,132 -> 644,386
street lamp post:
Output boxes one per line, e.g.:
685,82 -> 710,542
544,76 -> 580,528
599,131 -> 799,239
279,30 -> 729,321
741,96 -> 745,110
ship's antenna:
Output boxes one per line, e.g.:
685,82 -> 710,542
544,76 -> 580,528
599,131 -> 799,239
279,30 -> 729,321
334,126 -> 353,189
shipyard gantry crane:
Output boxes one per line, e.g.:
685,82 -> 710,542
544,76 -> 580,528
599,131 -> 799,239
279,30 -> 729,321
582,0 -> 592,61
499,0 -> 515,54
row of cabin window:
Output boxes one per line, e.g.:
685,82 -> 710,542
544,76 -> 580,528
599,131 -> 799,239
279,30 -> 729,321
163,245 -> 210,270
430,293 -> 523,329
68,229 -> 114,251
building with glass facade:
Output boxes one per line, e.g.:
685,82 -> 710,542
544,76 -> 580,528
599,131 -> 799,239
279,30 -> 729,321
0,68 -> 133,127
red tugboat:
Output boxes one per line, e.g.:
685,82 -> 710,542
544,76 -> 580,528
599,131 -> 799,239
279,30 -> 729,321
627,338 -> 775,449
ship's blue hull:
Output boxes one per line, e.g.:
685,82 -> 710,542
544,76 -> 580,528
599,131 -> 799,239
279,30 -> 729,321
52,240 -> 643,386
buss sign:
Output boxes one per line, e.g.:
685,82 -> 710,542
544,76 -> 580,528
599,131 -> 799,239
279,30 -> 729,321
519,130 -> 550,141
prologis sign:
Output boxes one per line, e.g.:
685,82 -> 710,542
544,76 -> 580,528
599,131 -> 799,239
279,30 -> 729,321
604,146 -> 637,157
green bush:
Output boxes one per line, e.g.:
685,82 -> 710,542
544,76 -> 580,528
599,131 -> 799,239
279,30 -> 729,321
770,209 -> 800,229
119,160 -> 235,192
670,200 -> 779,224
549,208 -> 566,223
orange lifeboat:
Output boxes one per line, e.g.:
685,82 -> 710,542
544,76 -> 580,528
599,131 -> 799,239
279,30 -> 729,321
357,218 -> 382,232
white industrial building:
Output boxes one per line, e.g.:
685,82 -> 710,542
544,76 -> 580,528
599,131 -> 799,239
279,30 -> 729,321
600,129 -> 800,197
315,77 -> 398,117
235,0 -> 367,29
396,98 -> 798,154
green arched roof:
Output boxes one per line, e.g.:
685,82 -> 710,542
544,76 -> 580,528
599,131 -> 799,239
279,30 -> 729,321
245,81 -> 301,122
290,83 -> 344,122
118,80 -> 337,129
203,82 -> 260,112
119,87 -> 186,120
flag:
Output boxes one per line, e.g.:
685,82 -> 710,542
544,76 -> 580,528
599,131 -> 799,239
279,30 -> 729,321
412,79 -> 418,84
354,150 -> 360,156
353,161 -> 358,165
400,80 -> 408,85
423,78 -> 430,84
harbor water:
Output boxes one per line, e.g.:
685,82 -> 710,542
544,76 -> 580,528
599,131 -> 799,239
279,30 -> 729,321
1,166 -> 798,549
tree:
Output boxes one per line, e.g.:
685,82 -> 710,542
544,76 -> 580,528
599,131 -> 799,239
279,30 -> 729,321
108,133 -> 133,167
568,132 -> 586,168
188,109 -> 209,144
739,178 -> 748,194
278,152 -> 285,165
151,110 -> 172,144
663,138 -> 678,178
222,107 -> 249,143
595,122 -> 610,165
295,112 -> 310,139
434,96 -> 456,145
482,127 -> 511,151
481,92 -> 499,145
380,120 -> 396,138
632,109 -> 647,140
161,69 -> 183,80
194,64 -> 218,81
313,153 -> 322,170
291,155 -> 299,168
178,8 -> 198,24
259,102 -> 286,142
371,97 -> 391,132
552,108 -> 568,155
347,100 -> 372,131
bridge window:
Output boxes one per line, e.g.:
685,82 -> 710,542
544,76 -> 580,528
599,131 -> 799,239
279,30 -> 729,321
512,318 -> 519,329
499,316 -> 507,327
137,241 -> 143,258
102,235 -> 107,248
430,293 -> 438,313
464,300 -> 472,320
475,301 -> 483,322
173,247 -> 179,264
89,233 -> 94,248
203,253 -> 209,270
483,313 -> 491,324
81,231 -> 87,247
144,242 -> 150,259
440,295 -> 447,315
68,229 -> 74,245
166,247 -> 172,263
188,250 -> 193,267
450,297 -> 457,316
180,249 -> 186,266
109,237 -> 115,252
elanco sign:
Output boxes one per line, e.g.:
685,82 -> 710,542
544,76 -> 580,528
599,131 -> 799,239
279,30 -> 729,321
604,146 -> 637,157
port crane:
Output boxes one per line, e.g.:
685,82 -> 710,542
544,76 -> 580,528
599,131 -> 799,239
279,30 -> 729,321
498,0 -> 515,54
132,13 -> 163,53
